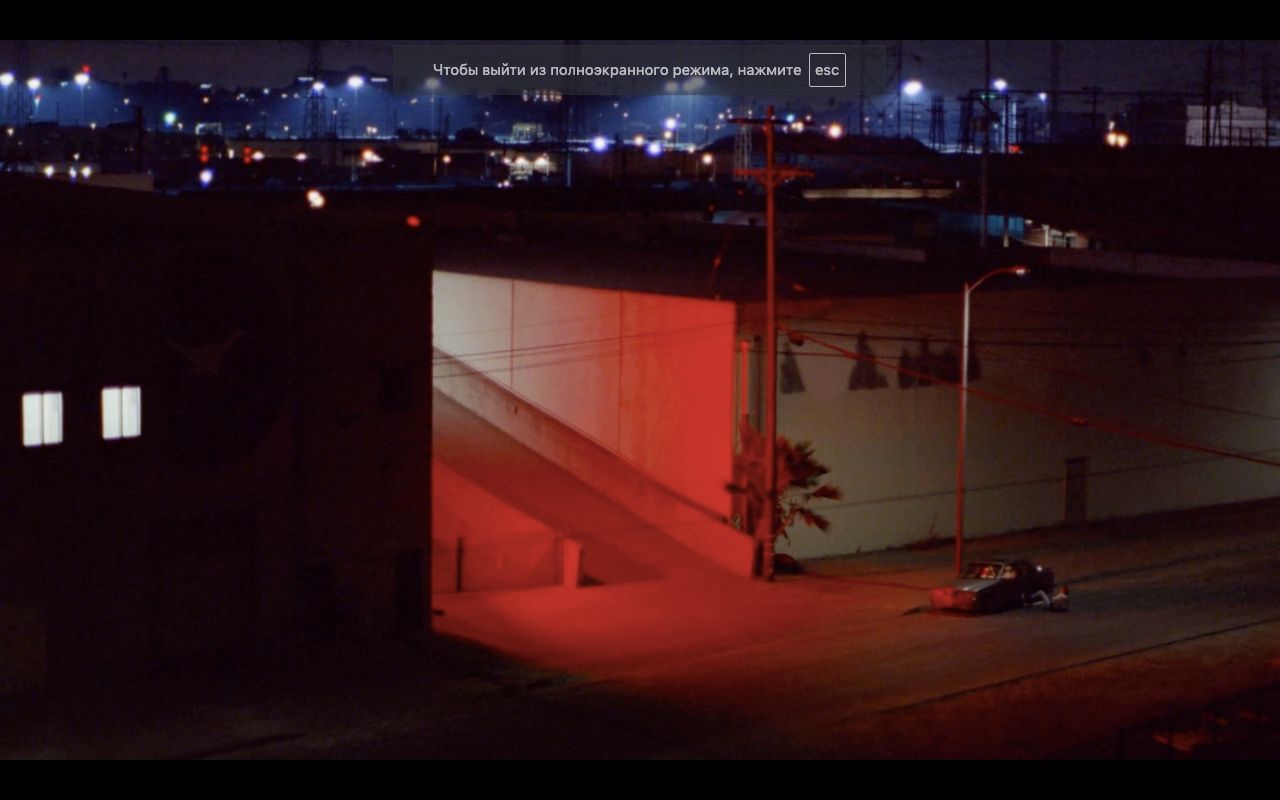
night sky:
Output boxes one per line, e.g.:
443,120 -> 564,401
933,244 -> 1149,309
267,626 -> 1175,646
5,40 -> 1275,101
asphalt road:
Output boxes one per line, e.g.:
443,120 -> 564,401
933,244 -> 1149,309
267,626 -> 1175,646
425,392 -> 1280,759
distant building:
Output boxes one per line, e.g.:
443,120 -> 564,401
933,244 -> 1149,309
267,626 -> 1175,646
1187,101 -> 1272,147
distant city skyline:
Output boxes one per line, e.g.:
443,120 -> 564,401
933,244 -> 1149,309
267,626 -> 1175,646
3,40 -> 1276,102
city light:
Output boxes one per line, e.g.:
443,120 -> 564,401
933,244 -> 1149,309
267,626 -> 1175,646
347,75 -> 364,89
633,135 -> 645,147
306,189 -> 326,209
903,80 -> 923,97
828,122 -> 844,139
43,165 -> 54,178
664,117 -> 677,131
81,166 -> 92,179
0,72 -> 14,88
591,135 -> 608,153
646,141 -> 662,157
27,77 -> 41,91
199,169 -> 214,186
993,78 -> 1008,92
74,72 -> 90,87
163,111 -> 178,127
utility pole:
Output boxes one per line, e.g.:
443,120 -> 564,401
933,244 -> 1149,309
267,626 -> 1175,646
858,40 -> 867,136
895,40 -> 904,137
1203,44 -> 1214,146
980,40 -> 990,250
1085,85 -> 1102,139
733,106 -> 812,581
1049,40 -> 1061,144
1261,55 -> 1272,148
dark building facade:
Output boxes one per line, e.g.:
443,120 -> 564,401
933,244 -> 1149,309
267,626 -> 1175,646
0,179 -> 432,690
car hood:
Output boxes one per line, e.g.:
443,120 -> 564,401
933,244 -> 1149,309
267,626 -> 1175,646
944,578 -> 998,593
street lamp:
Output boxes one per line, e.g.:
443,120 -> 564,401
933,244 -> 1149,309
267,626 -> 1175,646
74,70 -> 90,125
27,77 -> 40,121
347,75 -> 364,139
903,80 -> 923,140
955,265 -> 1028,575
0,72 -> 12,123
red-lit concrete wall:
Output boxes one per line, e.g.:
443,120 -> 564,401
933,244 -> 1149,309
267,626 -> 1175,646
433,272 -> 753,575
434,271 -> 737,519
432,462 -> 561,592
752,282 -> 1280,558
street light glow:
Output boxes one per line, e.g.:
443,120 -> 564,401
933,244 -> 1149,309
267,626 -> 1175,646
27,77 -> 41,91
0,72 -> 14,88
306,189 -> 326,209
199,169 -> 214,186
828,122 -> 844,139
591,135 -> 608,152
347,75 -> 365,89
993,78 -> 1008,92
903,80 -> 923,97
74,72 -> 90,87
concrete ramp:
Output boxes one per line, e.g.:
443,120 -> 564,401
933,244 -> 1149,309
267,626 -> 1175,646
433,393 -> 754,589
433,347 -> 755,577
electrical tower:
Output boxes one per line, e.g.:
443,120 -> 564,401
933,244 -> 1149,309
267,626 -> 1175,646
7,40 -> 33,123
928,96 -> 946,150
734,123 -> 753,172
302,40 -> 327,142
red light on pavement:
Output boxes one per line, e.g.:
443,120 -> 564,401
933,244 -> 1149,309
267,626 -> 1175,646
406,215 -> 422,228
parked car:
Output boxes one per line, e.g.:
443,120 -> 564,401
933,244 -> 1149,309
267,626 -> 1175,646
930,559 -> 1056,613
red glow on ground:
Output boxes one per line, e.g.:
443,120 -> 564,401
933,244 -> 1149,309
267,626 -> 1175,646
406,215 -> 422,228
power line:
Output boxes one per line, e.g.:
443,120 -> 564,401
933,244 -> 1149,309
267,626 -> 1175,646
786,326 -> 1280,471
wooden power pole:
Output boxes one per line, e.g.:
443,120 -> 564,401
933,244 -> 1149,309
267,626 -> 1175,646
732,107 -> 812,580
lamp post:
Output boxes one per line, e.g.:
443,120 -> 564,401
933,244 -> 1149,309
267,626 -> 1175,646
0,72 -> 12,124
74,70 -> 89,125
955,265 -> 1028,575
27,77 -> 40,122
903,80 -> 923,140
347,74 -> 364,139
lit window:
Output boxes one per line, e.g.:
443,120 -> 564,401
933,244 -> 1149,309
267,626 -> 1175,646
101,386 -> 142,440
22,392 -> 63,448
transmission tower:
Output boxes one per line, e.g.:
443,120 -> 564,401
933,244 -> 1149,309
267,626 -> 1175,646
301,40 -> 327,142
928,96 -> 946,150
7,40 -> 33,123
734,124 -> 753,172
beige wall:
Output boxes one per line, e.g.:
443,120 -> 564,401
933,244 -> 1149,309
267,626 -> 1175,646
761,282 -> 1280,557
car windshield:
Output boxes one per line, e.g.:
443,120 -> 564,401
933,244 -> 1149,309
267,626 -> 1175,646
961,562 -> 1002,580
